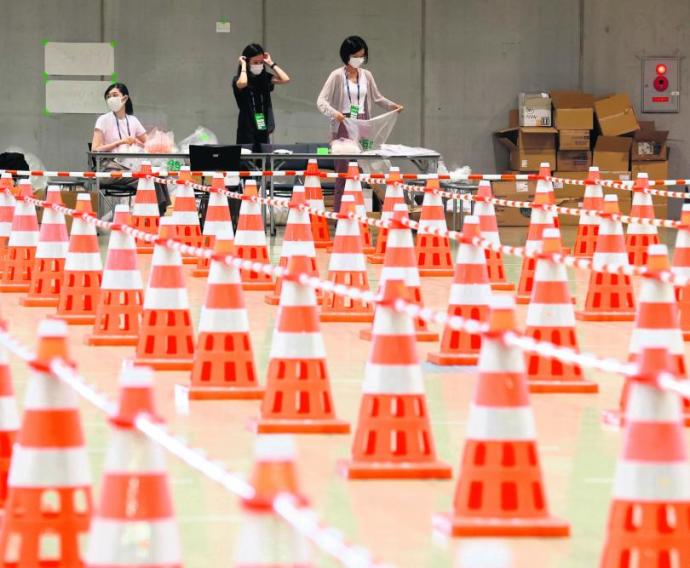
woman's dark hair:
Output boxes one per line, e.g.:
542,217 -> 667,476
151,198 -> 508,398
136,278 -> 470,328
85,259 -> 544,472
237,43 -> 265,77
340,36 -> 368,65
104,83 -> 134,114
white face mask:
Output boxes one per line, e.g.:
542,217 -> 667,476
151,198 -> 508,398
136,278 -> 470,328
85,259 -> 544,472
349,56 -> 365,69
249,64 -> 264,76
107,96 -> 124,112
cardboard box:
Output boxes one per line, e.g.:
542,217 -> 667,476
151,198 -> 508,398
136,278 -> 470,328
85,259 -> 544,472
495,127 -> 557,172
508,109 -> 519,128
594,93 -> 639,136
493,193 -> 534,227
491,178 -> 537,198
557,150 -> 592,172
632,160 -> 669,180
549,171 -> 588,226
518,92 -> 552,127
551,91 -> 594,130
632,126 -> 669,161
559,129 -> 590,150
594,136 -> 632,171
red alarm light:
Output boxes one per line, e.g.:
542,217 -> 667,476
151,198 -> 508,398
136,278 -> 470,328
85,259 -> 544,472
656,63 -> 667,75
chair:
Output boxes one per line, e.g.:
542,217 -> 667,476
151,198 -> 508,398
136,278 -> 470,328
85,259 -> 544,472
88,143 -> 137,219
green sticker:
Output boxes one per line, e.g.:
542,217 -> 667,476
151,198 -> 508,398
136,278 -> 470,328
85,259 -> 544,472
167,160 -> 182,171
316,147 -> 329,155
360,138 -> 373,151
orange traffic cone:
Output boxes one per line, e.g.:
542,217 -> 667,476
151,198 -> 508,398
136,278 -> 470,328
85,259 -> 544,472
573,167 -> 603,258
340,279 -> 452,479
342,161 -> 374,253
537,162 -> 559,228
85,364 -> 181,568
234,180 -> 273,291
628,244 -> 687,376
0,173 -> 17,198
361,203 -> 438,341
171,173 -> 202,265
576,194 -> 636,321
516,189 -> 556,304
600,347 -> 690,567
416,176 -> 454,277
265,185 -> 318,306
304,159 -> 332,249
626,173 -> 660,267
134,218 -> 195,370
0,318 -> 92,565
477,181 -> 514,291
673,203 -> 690,341
233,435 -> 311,566
56,193 -> 103,325
193,173 -> 232,278
0,180 -> 39,293
320,195 -> 374,322
428,215 -> 491,366
254,255 -> 349,434
433,295 -> 570,537
0,173 -> 17,278
131,161 -> 160,254
525,228 -> 597,393
87,205 -> 144,346
0,337 -> 18,508
20,186 -> 69,307
368,167 -> 404,264
188,231 -> 262,400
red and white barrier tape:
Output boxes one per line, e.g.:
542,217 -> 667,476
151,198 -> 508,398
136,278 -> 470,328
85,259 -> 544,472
27,194 -> 690,378
398,181 -> 683,229
547,175 -> 689,200
0,328 -> 391,568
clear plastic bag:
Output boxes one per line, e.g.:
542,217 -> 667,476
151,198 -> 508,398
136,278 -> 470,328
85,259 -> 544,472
342,110 -> 399,152
145,128 -> 175,153
330,138 -> 361,155
177,126 -> 218,153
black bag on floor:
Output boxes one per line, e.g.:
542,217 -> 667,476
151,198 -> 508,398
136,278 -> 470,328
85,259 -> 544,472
0,152 -> 30,174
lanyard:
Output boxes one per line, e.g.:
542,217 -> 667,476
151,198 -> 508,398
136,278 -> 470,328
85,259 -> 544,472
114,113 -> 131,139
248,88 -> 264,115
344,69 -> 361,108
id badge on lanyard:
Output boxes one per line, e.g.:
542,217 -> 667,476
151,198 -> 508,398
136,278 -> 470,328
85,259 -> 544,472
346,70 -> 362,118
254,112 -> 267,131
250,90 -> 267,131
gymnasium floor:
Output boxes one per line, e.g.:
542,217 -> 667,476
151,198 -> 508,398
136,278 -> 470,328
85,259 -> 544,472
1,222 -> 678,567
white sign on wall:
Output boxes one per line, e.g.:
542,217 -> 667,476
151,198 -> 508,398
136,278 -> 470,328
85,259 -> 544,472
46,80 -> 113,114
44,42 -> 115,114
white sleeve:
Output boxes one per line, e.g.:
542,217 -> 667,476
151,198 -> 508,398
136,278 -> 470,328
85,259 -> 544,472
94,113 -> 108,132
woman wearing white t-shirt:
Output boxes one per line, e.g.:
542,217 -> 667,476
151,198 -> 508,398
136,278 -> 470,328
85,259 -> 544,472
91,83 -> 170,213
317,36 -> 403,211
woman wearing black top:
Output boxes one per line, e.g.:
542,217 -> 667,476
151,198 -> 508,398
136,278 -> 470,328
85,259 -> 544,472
233,43 -> 290,150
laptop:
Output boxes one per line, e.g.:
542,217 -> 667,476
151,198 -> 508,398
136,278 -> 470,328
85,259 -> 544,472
189,144 -> 242,173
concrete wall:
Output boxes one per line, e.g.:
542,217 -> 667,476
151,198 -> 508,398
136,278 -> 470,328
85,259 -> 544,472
0,0 -> 688,176
583,0 -> 690,178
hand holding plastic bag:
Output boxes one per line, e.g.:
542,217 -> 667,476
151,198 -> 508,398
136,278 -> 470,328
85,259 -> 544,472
342,110 -> 399,152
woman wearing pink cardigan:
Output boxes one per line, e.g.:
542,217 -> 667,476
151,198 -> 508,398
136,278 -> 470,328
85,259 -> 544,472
317,36 -> 403,211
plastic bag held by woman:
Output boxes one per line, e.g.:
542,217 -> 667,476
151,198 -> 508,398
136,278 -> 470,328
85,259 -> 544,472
145,128 -> 175,153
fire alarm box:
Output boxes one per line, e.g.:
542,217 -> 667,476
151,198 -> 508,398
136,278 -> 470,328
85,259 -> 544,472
642,56 -> 680,113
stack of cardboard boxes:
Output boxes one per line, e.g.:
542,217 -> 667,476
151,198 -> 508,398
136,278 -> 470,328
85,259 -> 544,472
493,91 -> 672,226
